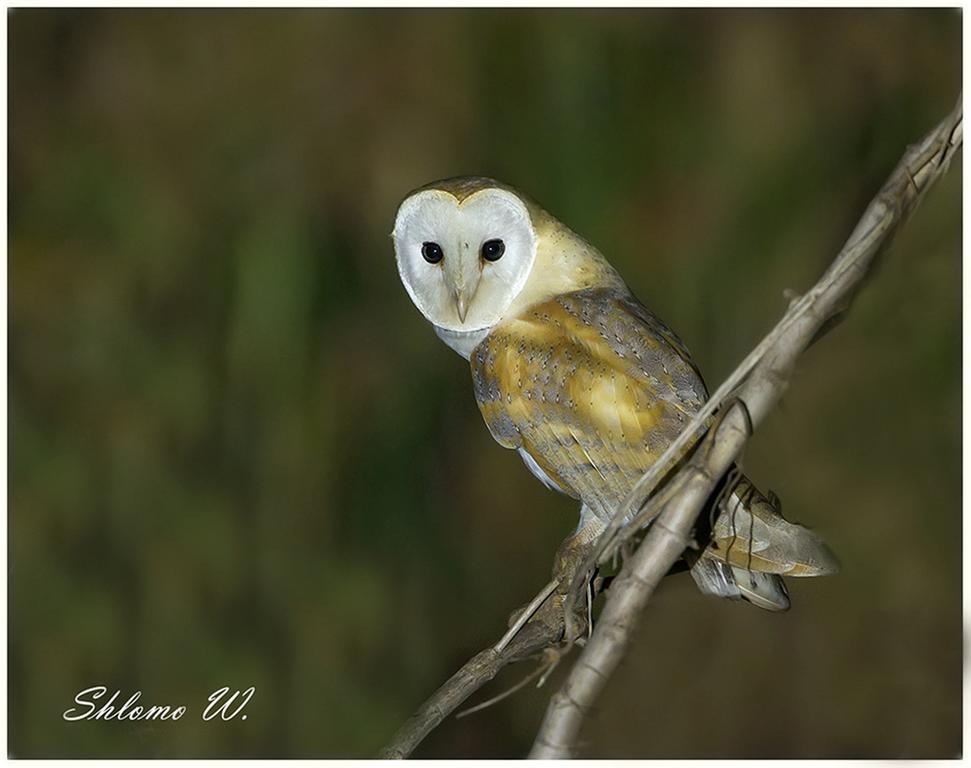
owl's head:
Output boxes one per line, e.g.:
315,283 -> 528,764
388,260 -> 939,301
393,177 -> 538,332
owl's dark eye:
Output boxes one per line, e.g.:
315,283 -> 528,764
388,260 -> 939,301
421,242 -> 444,264
481,238 -> 505,262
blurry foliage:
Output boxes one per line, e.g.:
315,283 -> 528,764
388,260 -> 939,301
9,8 -> 961,758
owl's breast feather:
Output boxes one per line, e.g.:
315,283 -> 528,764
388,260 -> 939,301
433,324 -> 491,359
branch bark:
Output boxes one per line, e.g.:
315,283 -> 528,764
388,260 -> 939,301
529,94 -> 962,758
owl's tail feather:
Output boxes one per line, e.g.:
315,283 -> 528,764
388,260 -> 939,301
686,474 -> 838,611
689,557 -> 791,611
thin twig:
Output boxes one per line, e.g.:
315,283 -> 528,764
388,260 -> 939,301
456,660 -> 551,719
530,94 -> 962,758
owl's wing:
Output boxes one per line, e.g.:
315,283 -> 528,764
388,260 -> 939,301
470,287 -> 707,517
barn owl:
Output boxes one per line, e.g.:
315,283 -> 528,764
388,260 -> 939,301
393,176 -> 837,611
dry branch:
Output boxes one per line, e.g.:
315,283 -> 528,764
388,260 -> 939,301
379,94 -> 961,760
529,94 -> 962,758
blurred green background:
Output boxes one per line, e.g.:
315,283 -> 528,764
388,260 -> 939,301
9,9 -> 961,758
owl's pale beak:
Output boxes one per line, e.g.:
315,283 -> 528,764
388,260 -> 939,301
454,290 -> 470,323
451,276 -> 480,323
444,243 -> 481,323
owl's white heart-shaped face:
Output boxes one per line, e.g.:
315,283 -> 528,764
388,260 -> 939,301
393,187 -> 538,332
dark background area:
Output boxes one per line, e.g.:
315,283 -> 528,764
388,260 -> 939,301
9,9 -> 961,758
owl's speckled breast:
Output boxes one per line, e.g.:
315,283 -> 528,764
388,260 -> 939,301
470,287 -> 707,519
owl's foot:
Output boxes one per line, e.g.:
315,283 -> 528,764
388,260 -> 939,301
552,533 -> 594,586
553,527 -> 601,642
553,521 -> 603,645
501,580 -> 560,641
502,589 -> 589,646
497,526 -> 603,652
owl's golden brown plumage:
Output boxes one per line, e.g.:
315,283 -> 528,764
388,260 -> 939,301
394,176 -> 837,611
